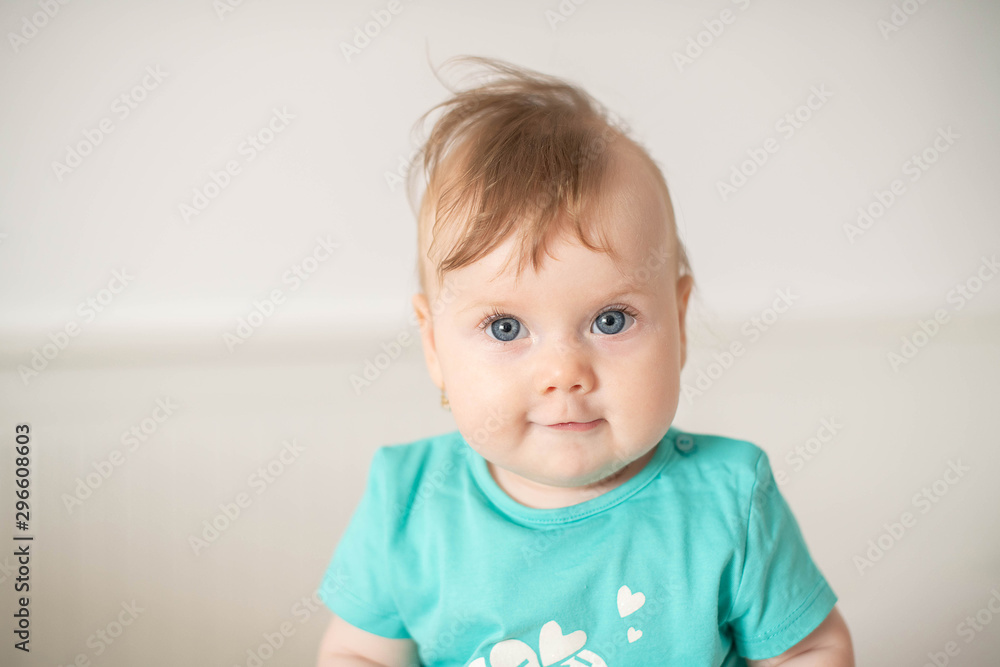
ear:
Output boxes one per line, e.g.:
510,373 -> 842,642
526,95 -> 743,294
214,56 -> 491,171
675,274 -> 694,369
412,292 -> 444,390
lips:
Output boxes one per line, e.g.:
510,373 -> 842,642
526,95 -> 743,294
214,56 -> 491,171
544,419 -> 604,432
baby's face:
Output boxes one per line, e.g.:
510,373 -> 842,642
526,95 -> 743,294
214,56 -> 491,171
413,152 -> 693,500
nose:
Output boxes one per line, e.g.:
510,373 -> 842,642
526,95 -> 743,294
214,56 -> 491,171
534,336 -> 596,395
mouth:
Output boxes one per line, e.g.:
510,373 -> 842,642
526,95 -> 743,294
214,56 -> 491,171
544,419 -> 604,432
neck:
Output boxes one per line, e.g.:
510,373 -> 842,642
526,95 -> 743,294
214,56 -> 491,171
487,445 -> 658,509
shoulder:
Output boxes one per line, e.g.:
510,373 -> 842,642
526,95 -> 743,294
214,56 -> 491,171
363,430 -> 469,517
374,429 -> 467,478
671,427 -> 767,472
663,427 -> 773,497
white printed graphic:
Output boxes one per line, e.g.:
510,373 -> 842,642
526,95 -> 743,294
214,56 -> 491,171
616,585 -> 645,617
491,639 -> 540,667
469,620 -> 608,667
539,621 -> 586,664
467,584 -> 655,665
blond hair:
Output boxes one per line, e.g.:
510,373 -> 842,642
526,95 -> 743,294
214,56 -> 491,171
406,55 -> 692,298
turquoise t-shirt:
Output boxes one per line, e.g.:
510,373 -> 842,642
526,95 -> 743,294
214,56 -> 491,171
318,426 -> 837,666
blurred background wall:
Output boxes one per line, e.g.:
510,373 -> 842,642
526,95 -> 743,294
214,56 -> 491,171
0,0 -> 998,665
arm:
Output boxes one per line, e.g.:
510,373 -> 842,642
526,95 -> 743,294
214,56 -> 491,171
746,606 -> 854,667
316,614 -> 419,667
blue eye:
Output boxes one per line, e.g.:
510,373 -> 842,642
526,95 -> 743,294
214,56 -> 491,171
592,309 -> 635,335
488,317 -> 521,342
478,304 -> 638,343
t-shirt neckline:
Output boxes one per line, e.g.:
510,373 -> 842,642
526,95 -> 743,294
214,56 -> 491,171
463,425 -> 679,526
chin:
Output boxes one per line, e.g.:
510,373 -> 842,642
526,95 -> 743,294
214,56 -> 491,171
537,460 -> 617,489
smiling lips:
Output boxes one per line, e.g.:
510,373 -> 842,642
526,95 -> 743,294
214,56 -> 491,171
544,419 -> 604,432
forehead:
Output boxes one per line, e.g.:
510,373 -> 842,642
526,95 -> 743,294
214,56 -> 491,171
423,137 -> 678,304
505,146 -> 672,282
470,228 -> 670,296
452,158 -> 675,304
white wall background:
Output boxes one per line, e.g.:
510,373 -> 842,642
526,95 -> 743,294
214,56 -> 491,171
0,0 -> 998,665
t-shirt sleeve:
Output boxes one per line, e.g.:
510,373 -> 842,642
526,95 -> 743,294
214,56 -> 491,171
724,449 -> 838,660
317,447 -> 410,639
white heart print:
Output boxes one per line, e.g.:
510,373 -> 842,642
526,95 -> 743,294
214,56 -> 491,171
627,627 -> 643,643
538,620 -> 587,666
616,585 -> 645,618
489,640 -> 540,667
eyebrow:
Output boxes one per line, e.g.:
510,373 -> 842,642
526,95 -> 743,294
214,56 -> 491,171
456,287 -> 648,316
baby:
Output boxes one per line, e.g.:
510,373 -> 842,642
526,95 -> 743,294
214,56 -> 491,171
316,56 -> 854,667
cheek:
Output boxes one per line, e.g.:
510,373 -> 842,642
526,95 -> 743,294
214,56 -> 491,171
441,346 -> 495,395
437,340 -> 523,428
602,338 -> 681,412
435,329 -> 473,384
450,380 -> 521,457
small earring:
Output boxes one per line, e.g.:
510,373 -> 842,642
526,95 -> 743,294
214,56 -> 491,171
440,387 -> 451,410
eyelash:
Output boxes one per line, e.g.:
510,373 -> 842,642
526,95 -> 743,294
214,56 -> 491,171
476,303 -> 640,333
